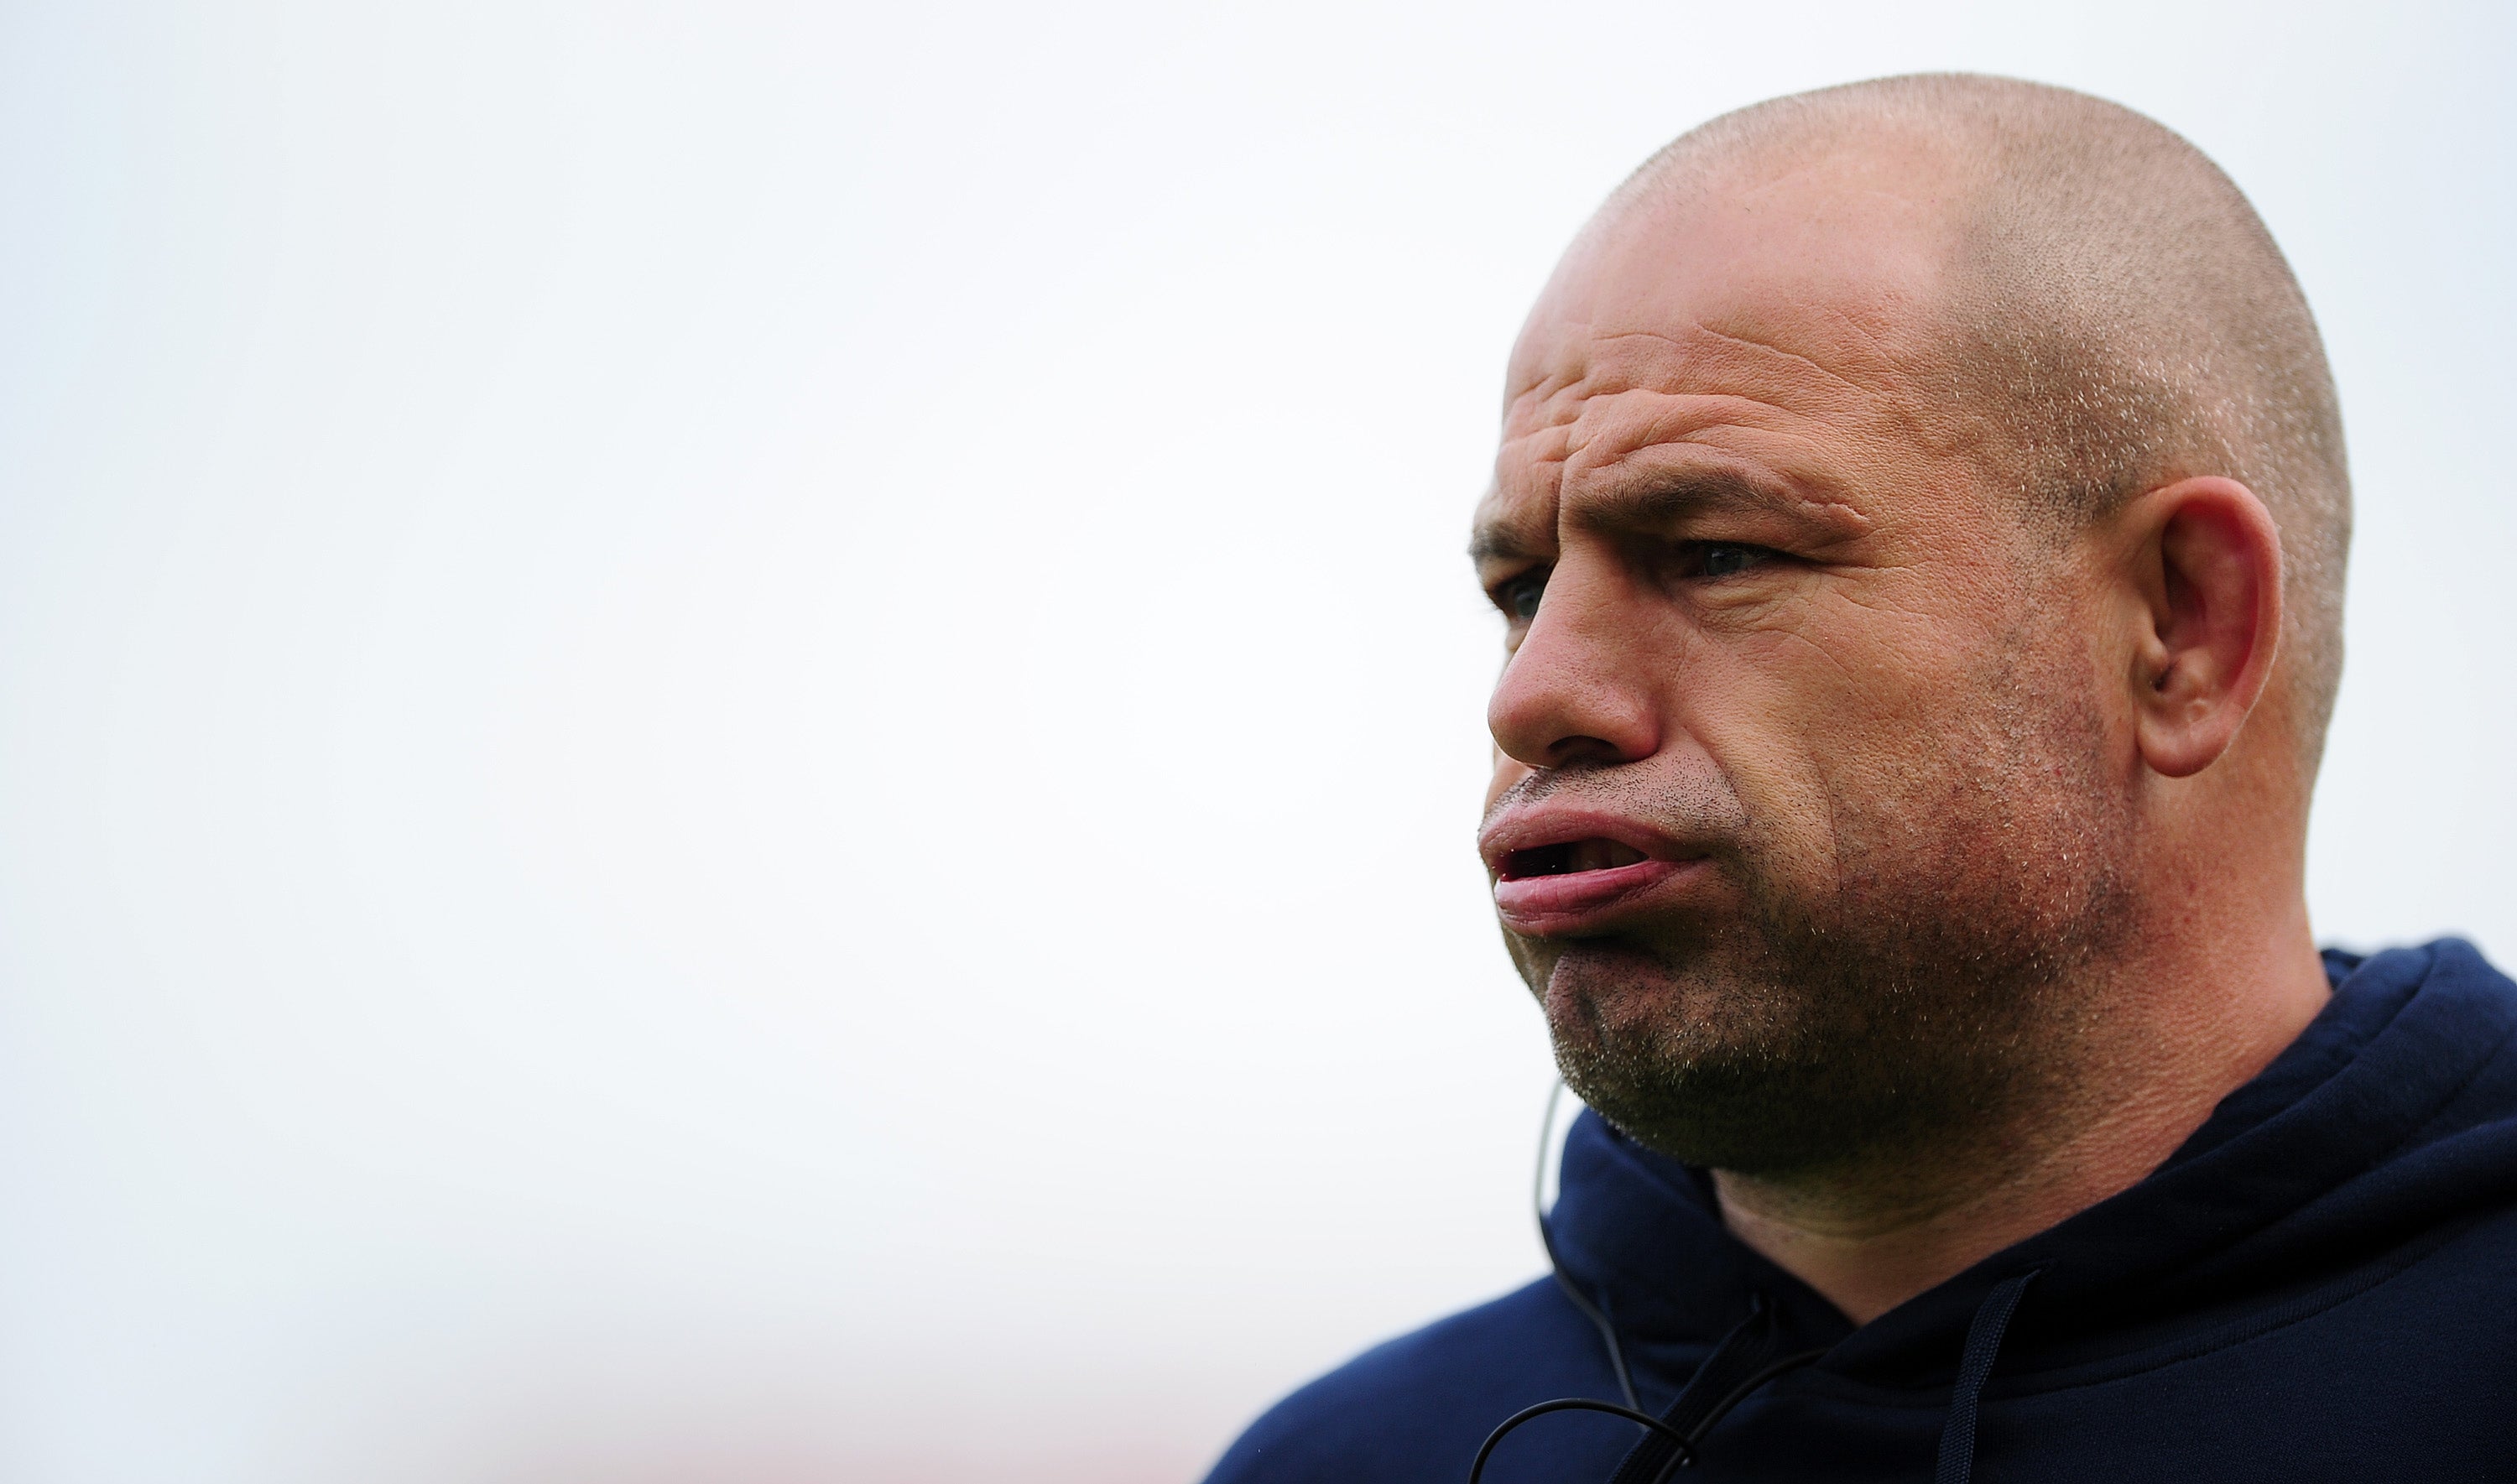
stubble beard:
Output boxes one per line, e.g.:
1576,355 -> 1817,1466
1515,679 -> 2138,1180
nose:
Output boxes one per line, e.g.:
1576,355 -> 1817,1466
1487,564 -> 1661,768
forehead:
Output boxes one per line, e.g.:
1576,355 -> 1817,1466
1514,143 -> 1967,398
1485,149 -> 1974,540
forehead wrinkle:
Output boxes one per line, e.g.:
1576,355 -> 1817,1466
1493,307 -> 1916,560
1514,315 -> 1899,450
1562,456 -> 1874,545
1569,390 -> 1802,463
1683,321 -> 1877,404
1503,323 -> 1611,419
1505,357 -> 1579,409
1477,429 -> 1571,565
1494,422 -> 1575,506
1589,323 -> 1871,398
1613,315 -> 1904,420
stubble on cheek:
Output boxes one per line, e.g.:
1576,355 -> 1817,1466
1514,641 -> 2136,1177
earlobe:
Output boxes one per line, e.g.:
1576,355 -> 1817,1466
2125,477 -> 2285,780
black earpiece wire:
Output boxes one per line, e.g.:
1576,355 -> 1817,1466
1534,1079 -> 1642,1413
1469,1398 -> 1691,1484
1475,1082 -> 1829,1481
1467,1080 -> 1665,1481
1468,1082 -> 1659,1481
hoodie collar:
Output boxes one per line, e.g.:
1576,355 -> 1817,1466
1546,940 -> 2517,1384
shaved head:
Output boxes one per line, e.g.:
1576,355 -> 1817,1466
1478,73 -> 2350,1199
1604,74 -> 2350,770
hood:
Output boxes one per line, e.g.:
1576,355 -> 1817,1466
1545,939 -> 2517,1393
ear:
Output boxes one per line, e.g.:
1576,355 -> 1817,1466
2119,476 -> 2285,779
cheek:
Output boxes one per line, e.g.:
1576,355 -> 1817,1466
1764,585 -> 2012,744
1833,637 -> 2110,865
1675,607 -> 1999,872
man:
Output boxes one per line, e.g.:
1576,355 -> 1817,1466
1204,75 -> 2517,1482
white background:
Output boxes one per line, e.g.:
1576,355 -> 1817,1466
3,2 -> 2510,1479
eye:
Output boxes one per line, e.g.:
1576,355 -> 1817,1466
1496,570 -> 1549,621
1694,543 -> 1774,579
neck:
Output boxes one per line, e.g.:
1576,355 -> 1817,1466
1711,898 -> 2330,1325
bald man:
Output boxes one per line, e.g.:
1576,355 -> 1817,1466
1203,76 -> 2517,1483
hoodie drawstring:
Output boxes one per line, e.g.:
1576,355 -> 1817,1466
1488,1267 -> 2045,1484
1603,1296 -> 1825,1484
1467,1294 -> 1824,1484
1932,1269 -> 2042,1484
1503,1091 -> 2045,1482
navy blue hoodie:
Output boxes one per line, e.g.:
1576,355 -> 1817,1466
1205,941 -> 2517,1481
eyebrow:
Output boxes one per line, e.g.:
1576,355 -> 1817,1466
1469,466 -> 1865,566
1467,519 -> 1540,565
1577,465 -> 1846,533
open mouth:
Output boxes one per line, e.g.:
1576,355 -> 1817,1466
1499,838 -> 1651,879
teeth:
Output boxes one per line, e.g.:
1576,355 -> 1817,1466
1503,839 -> 1653,879
1569,839 -> 1646,872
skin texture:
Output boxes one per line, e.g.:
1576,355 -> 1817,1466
1474,140 -> 2331,1325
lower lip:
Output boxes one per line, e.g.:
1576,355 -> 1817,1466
1493,858 -> 1699,932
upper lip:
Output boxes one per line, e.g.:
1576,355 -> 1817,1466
1477,804 -> 1705,878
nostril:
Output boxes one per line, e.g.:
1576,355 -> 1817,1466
1547,733 -> 1627,766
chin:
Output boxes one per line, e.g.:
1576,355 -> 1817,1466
1531,933 -> 2018,1174
1531,935 -> 1762,1049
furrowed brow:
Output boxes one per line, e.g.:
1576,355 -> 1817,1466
1468,523 -> 1546,566
1567,466 -> 1868,542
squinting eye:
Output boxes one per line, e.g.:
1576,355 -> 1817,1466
1699,544 -> 1769,578
1500,571 -> 1548,621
